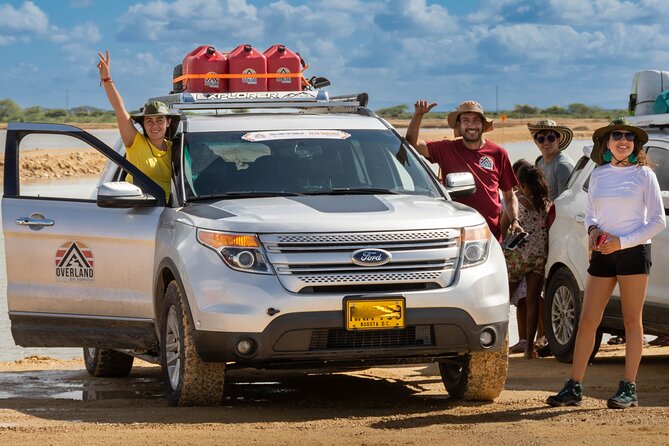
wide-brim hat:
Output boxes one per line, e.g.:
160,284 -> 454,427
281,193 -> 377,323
130,101 -> 181,122
527,119 -> 573,151
591,118 -> 648,164
131,101 -> 181,138
447,101 -> 494,137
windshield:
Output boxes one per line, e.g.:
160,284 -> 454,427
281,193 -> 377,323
182,129 -> 441,199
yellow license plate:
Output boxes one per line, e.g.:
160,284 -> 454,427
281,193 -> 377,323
345,298 -> 405,330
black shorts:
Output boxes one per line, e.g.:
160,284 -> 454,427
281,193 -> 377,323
588,244 -> 652,277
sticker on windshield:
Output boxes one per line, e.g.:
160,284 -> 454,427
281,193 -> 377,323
55,241 -> 95,282
242,130 -> 351,142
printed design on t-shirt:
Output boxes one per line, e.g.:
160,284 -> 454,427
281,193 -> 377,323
479,155 -> 494,170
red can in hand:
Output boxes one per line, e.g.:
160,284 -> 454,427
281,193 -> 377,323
597,234 -> 608,246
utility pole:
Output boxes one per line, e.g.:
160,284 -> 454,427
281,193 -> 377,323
496,85 -> 499,113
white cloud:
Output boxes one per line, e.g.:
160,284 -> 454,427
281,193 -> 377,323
50,22 -> 101,44
118,0 -> 261,42
0,1 -> 49,37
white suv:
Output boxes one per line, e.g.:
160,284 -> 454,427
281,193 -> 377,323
3,91 -> 509,405
544,113 -> 669,362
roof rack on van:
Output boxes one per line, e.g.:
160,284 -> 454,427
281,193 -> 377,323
148,90 -> 369,112
626,113 -> 669,129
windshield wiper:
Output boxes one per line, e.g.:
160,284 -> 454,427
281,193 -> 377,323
304,187 -> 397,195
188,191 -> 302,201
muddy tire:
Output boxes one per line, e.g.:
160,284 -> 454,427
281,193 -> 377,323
439,337 -> 509,401
160,281 -> 226,406
545,267 -> 602,363
83,347 -> 134,377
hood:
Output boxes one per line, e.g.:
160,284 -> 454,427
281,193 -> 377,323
178,194 -> 484,233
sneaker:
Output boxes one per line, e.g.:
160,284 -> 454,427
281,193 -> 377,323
546,379 -> 583,407
607,381 -> 638,409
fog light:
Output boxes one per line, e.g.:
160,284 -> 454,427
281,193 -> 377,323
479,328 -> 495,348
237,338 -> 255,356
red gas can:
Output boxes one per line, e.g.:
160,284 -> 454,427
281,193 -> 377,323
228,44 -> 267,92
182,45 -> 228,93
264,44 -> 303,91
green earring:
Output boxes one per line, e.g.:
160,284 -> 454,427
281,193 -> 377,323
628,153 -> 637,163
603,150 -> 612,162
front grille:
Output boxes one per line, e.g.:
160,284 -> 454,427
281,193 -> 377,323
260,229 -> 461,293
309,325 -> 433,350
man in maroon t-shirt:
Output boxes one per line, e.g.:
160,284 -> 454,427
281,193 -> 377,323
405,99 -> 522,241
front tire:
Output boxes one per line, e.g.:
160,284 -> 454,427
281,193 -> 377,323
83,347 -> 134,377
545,267 -> 602,363
160,281 -> 226,406
439,337 -> 508,401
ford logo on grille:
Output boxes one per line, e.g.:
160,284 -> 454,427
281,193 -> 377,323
351,249 -> 392,267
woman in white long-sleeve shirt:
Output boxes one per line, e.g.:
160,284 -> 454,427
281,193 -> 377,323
547,118 -> 666,410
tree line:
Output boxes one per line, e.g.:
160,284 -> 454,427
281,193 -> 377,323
375,103 -> 628,120
1,98 -> 629,124
0,98 -> 116,124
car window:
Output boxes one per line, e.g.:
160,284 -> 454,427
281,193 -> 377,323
646,146 -> 669,191
182,129 -> 440,198
17,134 -> 102,200
566,155 -> 590,190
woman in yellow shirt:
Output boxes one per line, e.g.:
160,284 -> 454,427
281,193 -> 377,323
97,50 -> 179,200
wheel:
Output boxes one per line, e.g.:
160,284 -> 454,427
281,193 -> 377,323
439,337 -> 508,401
160,281 -> 226,406
545,267 -> 601,363
83,347 -> 134,377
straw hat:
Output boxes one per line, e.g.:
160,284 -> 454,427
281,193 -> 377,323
591,118 -> 648,164
527,119 -> 573,151
447,101 -> 494,137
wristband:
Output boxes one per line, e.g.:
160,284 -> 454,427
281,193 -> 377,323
100,77 -> 113,86
511,218 -> 519,225
587,225 -> 597,235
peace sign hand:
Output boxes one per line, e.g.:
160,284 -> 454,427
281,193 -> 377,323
97,50 -> 110,80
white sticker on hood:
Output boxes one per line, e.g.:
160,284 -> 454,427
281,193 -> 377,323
242,130 -> 351,142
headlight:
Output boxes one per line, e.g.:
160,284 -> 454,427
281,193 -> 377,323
197,230 -> 273,274
460,224 -> 491,268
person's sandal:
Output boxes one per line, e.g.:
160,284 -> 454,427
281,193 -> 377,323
607,336 -> 625,345
649,335 -> 669,346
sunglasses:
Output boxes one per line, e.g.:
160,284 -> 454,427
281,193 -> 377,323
611,131 -> 636,141
534,134 -> 558,144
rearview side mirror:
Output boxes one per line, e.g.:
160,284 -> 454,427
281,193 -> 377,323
97,181 -> 159,208
444,172 -> 476,197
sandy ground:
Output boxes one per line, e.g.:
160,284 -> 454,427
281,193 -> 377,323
0,345 -> 667,445
2,118 -> 608,182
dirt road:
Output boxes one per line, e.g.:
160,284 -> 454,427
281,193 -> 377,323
0,344 -> 667,445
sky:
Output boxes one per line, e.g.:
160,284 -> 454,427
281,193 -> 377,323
0,0 -> 667,113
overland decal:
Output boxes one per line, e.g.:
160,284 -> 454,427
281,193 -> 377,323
55,241 -> 95,282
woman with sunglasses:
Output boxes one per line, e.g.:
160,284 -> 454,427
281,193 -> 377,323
547,118 -> 666,409
528,120 -> 574,200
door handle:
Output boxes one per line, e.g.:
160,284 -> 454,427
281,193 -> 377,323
16,217 -> 55,227
575,213 -> 585,223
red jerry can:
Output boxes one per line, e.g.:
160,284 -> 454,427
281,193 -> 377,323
228,44 -> 267,92
182,45 -> 228,93
264,44 -> 302,91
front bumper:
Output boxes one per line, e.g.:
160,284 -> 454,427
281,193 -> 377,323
193,307 -> 507,368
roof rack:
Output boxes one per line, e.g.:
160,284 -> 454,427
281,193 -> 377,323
147,90 -> 369,112
627,113 -> 669,128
